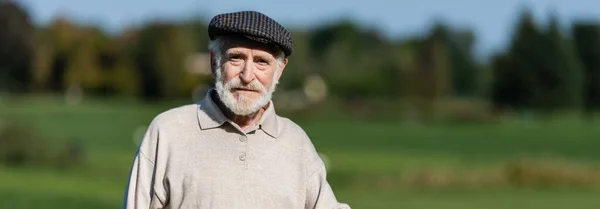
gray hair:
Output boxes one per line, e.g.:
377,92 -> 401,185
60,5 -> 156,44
208,37 -> 286,77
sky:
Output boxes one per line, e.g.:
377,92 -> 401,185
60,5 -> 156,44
17,0 -> 600,59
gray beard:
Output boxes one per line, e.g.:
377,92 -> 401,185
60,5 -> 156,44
214,73 -> 278,116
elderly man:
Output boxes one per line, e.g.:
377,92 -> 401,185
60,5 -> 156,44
122,11 -> 350,209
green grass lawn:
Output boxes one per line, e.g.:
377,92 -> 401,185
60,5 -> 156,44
339,189 -> 600,209
1,96 -> 600,208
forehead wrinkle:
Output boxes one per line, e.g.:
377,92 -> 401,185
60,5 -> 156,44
226,47 -> 276,61
252,50 -> 276,61
225,48 -> 246,55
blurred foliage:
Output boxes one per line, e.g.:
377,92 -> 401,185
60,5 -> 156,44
1,1 -> 600,121
0,122 -> 47,166
0,119 -> 84,169
491,10 -> 585,113
573,21 -> 600,115
0,1 -> 35,92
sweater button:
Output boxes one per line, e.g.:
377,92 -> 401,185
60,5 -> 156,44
239,152 -> 247,161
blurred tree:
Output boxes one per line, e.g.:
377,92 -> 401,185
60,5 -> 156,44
33,17 -> 80,92
130,23 -> 168,100
393,39 -> 421,99
490,54 -> 519,109
278,31 -> 312,91
309,20 -> 358,62
63,27 -> 106,94
0,1 -> 35,92
538,14 -> 584,111
572,22 -> 600,115
492,9 -> 585,114
31,29 -> 54,92
491,9 -> 541,110
188,20 -> 210,53
414,27 -> 452,121
161,25 -> 203,98
131,22 -> 201,100
105,29 -> 141,96
309,20 -> 393,100
429,22 -> 480,97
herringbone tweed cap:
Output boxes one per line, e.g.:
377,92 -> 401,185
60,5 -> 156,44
208,11 -> 293,57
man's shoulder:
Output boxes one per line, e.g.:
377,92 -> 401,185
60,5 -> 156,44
276,115 -> 302,131
275,115 -> 322,161
275,115 -> 312,141
150,103 -> 199,127
136,104 -> 199,156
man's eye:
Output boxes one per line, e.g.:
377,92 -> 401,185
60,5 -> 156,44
229,55 -> 241,60
257,59 -> 268,63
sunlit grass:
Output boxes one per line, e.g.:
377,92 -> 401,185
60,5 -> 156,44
2,96 -> 600,208
0,167 -> 124,204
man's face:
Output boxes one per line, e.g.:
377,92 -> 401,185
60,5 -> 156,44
213,38 -> 287,116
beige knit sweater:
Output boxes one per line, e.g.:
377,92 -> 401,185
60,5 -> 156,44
122,90 -> 351,209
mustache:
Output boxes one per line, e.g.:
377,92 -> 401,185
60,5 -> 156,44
224,77 -> 266,93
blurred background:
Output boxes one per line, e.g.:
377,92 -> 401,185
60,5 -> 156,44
2,0 -> 600,208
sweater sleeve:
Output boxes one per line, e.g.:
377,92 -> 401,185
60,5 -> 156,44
304,137 -> 351,209
122,119 -> 168,209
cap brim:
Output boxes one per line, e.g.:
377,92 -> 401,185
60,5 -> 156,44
213,33 -> 287,56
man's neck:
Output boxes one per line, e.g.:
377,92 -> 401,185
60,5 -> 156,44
212,91 -> 267,130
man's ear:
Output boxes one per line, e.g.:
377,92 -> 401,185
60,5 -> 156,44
276,58 -> 288,81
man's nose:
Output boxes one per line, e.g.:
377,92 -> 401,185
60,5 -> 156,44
240,61 -> 255,83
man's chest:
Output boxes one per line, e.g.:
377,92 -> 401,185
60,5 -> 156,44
161,132 -> 306,209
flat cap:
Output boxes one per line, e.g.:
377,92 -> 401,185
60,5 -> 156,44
208,11 -> 293,57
